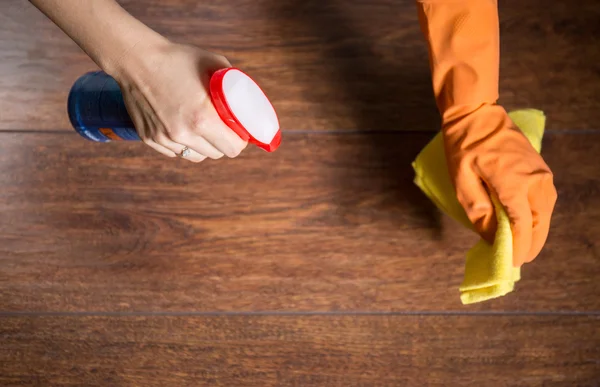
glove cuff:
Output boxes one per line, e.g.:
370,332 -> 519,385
417,0 -> 501,119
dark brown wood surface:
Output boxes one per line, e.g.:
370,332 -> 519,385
1,132 -> 599,313
2,1 -> 600,385
1,315 -> 599,386
1,0 -> 599,131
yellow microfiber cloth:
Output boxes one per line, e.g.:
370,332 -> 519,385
412,109 -> 546,304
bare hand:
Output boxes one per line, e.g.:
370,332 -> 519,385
115,42 -> 248,162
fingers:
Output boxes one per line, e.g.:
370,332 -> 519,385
148,98 -> 247,160
500,192 -> 533,268
154,134 -> 207,163
122,52 -> 247,162
143,138 -> 177,158
455,167 -> 497,244
170,131 -> 224,160
456,167 -> 556,267
189,98 -> 248,158
499,173 -> 557,267
186,135 -> 224,160
526,174 -> 558,264
456,168 -> 556,268
141,115 -> 238,162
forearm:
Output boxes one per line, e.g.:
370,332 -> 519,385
416,0 -> 500,121
29,0 -> 167,76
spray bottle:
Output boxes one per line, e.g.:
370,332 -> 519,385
67,68 -> 281,152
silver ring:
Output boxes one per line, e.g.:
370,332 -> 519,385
179,146 -> 191,158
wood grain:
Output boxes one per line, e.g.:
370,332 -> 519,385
1,132 -> 599,312
3,2 -> 599,383
1,315 -> 598,386
1,0 -> 598,131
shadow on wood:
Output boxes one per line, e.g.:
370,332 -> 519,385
269,0 -> 442,236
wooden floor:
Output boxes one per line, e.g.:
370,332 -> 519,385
1,0 -> 599,385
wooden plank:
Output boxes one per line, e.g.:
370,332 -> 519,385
0,132 -> 599,312
1,315 -> 598,386
1,0 -> 598,131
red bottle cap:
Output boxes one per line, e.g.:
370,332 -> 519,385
209,68 -> 281,152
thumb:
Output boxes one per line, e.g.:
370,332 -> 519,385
499,192 -> 533,267
526,173 -> 558,264
454,168 -> 497,244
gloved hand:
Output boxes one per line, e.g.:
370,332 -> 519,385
417,0 -> 557,266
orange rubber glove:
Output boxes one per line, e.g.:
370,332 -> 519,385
416,0 -> 557,267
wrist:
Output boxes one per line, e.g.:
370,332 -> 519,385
442,104 -> 509,137
104,32 -> 170,82
443,103 -> 508,121
70,0 -> 171,80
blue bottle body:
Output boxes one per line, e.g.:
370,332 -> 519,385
68,71 -> 140,142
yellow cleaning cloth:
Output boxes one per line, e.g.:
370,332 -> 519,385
412,109 -> 546,304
